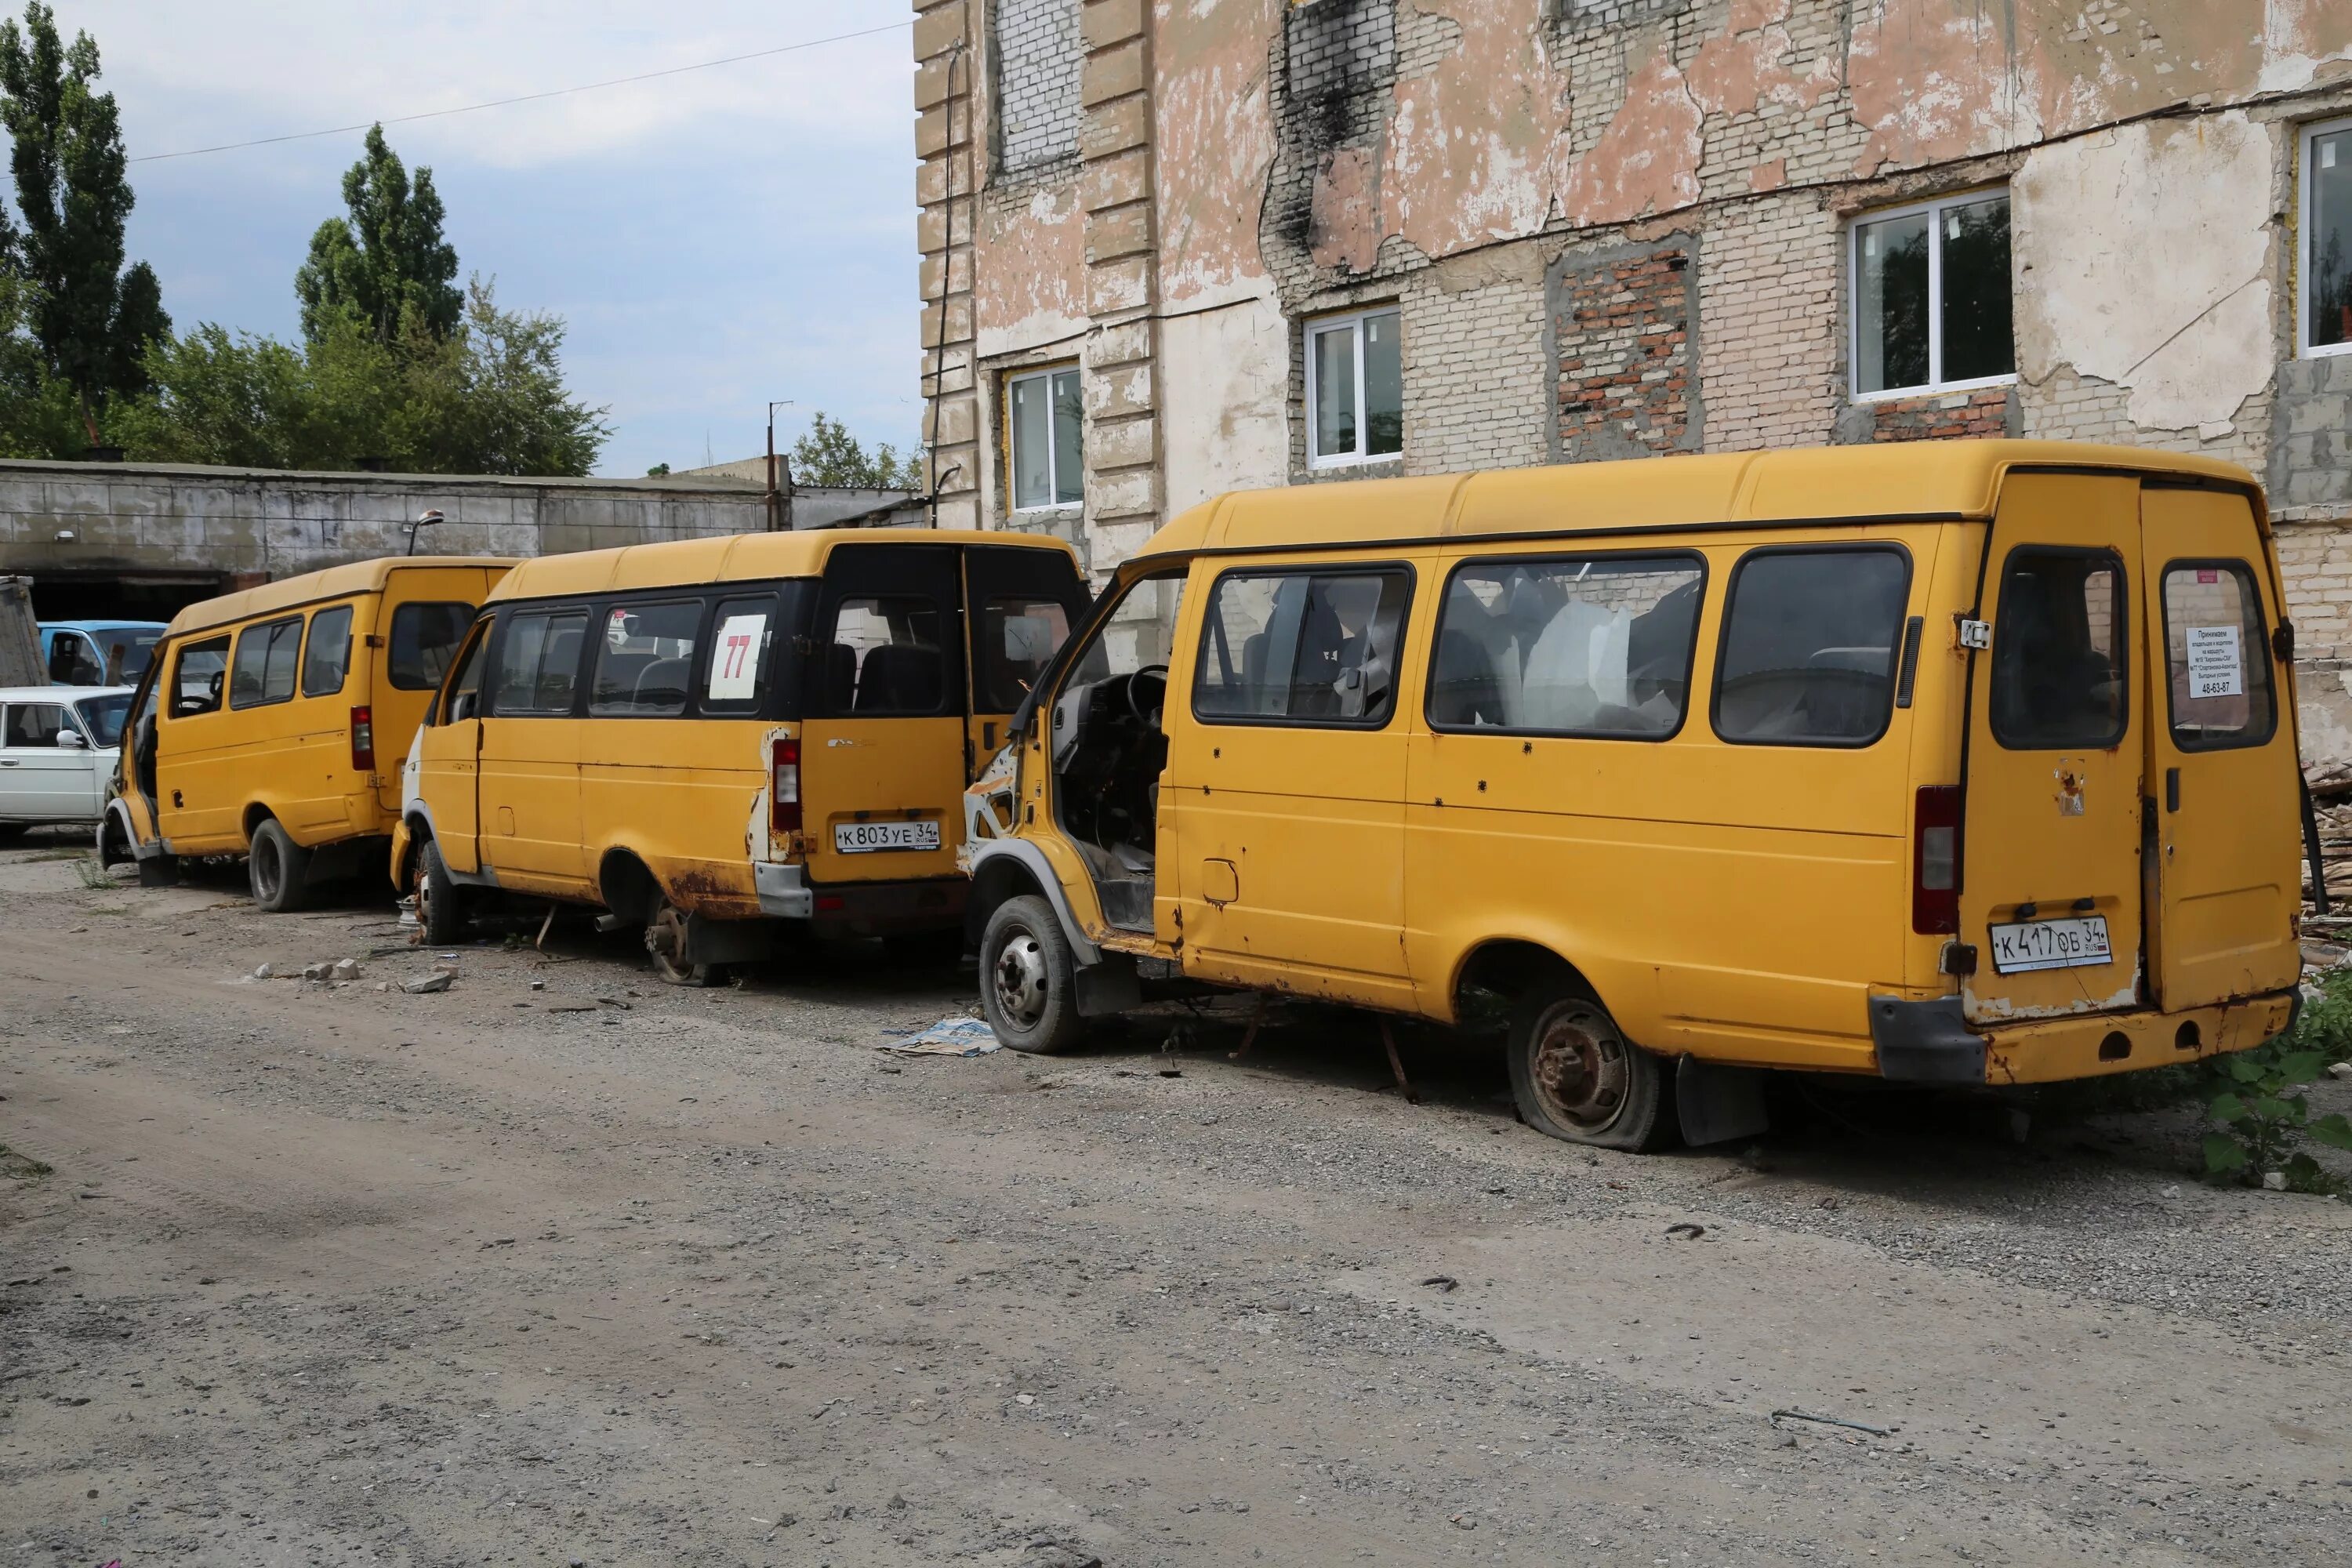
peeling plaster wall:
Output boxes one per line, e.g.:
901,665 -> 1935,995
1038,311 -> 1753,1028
1159,295 -> 1294,513
974,179 -> 1090,356
1153,0 -> 1281,310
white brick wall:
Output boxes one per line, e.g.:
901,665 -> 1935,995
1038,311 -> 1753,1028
1399,248 -> 1552,476
1697,196 -> 1841,452
993,0 -> 1083,174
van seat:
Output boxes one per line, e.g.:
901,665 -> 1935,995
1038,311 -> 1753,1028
825,644 -> 858,710
855,644 -> 942,713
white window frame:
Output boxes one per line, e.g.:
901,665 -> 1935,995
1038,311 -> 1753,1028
2300,115 -> 2352,361
1847,187 -> 2017,402
1305,305 -> 1403,469
1006,363 -> 1081,513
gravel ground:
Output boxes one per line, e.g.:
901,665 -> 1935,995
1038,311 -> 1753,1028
2,826 -> 2349,1566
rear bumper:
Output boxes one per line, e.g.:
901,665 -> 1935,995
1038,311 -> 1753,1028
1871,989 -> 2299,1086
754,862 -> 965,936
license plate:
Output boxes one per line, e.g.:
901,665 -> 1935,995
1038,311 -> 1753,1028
834,818 -> 941,855
1987,915 -> 2112,975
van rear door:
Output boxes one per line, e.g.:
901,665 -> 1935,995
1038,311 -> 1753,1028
798,544 -> 966,887
2137,485 -> 2301,1010
1958,474 -> 2145,1023
964,543 -> 1088,774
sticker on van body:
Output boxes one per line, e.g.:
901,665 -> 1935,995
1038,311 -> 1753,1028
708,612 -> 770,702
2184,625 -> 2243,699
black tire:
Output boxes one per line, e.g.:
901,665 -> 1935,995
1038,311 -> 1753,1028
96,811 -> 131,868
978,894 -> 1084,1054
644,898 -> 720,987
1506,979 -> 1673,1151
416,839 -> 470,946
248,818 -> 311,913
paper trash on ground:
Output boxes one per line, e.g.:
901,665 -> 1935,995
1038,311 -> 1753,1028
878,1018 -> 1001,1057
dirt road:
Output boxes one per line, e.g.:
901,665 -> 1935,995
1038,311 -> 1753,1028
3,833 -> 2349,1566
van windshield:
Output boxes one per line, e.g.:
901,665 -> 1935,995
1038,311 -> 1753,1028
1990,549 -> 2127,749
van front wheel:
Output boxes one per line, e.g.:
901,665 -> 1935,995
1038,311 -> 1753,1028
1508,982 -> 1671,1152
248,818 -> 310,913
416,840 -> 470,946
979,895 -> 1083,1054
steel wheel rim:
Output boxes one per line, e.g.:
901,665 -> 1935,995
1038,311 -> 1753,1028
991,926 -> 1050,1029
646,905 -> 692,980
1530,1001 -> 1629,1133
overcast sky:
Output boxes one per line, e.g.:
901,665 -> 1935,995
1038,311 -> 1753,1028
73,0 -> 916,478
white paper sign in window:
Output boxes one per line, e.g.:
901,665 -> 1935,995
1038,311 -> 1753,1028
2184,624 -> 2243,699
707,612 -> 769,702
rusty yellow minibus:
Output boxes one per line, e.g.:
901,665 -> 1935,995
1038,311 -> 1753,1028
961,442 -> 2305,1149
103,557 -> 513,909
397,528 -> 1088,982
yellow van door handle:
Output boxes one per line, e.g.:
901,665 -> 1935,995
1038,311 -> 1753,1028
1202,858 -> 1239,906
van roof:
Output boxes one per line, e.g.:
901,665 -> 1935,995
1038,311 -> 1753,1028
1142,441 -> 2259,559
164,557 -> 520,638
482,527 -> 1080,605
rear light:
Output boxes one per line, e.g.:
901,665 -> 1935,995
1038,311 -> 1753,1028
1913,785 -> 1961,935
350,706 -> 375,771
770,736 -> 801,834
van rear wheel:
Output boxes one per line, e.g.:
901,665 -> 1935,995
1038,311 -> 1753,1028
248,818 -> 310,913
1507,982 -> 1671,1151
645,899 -> 722,987
416,840 -> 470,946
978,895 -> 1083,1054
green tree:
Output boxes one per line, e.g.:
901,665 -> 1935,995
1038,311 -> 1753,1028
0,2 -> 169,444
294,124 -> 461,345
789,410 -> 923,488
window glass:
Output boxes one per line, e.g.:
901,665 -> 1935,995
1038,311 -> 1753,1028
1010,367 -> 1083,510
1855,210 -> 1929,394
230,616 -> 303,709
49,633 -> 100,685
2310,122 -> 2352,352
1312,321 -> 1356,459
823,596 -> 946,715
170,636 -> 230,717
439,622 -> 490,724
1940,194 -> 2013,383
1051,368 -> 1082,505
100,630 -> 158,684
1363,310 -> 1403,456
1429,556 -> 1704,736
4,702 -> 65,747
590,601 -> 702,717
2162,563 -> 2276,751
978,597 -> 1073,711
703,596 -> 775,713
489,610 -> 588,717
389,601 -> 475,691
302,604 -> 354,698
1715,550 -> 1910,746
74,693 -> 131,748
1194,569 -> 1410,725
1989,550 -> 2126,749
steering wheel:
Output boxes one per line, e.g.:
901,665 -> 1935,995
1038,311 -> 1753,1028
1125,664 -> 1169,728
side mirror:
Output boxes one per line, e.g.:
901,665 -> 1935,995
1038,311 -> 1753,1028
56,729 -> 85,750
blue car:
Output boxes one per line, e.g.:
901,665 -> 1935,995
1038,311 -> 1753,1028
39,619 -> 168,686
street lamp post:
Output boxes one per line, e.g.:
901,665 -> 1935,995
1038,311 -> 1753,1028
766,400 -> 794,532
406,509 -> 444,557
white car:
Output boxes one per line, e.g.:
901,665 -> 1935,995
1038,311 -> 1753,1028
0,684 -> 132,837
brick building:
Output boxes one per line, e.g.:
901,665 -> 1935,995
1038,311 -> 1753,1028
911,0 -> 2352,739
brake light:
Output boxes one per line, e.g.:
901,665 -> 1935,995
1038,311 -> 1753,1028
771,736 -> 801,834
350,706 -> 375,772
1912,785 -> 1961,934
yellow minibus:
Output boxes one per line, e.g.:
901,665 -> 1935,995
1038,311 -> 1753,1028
961,442 -> 2306,1149
397,528 -> 1089,982
103,557 -> 514,909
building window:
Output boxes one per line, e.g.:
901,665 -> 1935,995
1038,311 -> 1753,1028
1307,307 -> 1403,467
1007,365 -> 1081,510
1850,190 -> 2014,398
2303,118 -> 2352,358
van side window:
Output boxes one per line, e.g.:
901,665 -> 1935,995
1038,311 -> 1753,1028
978,597 -> 1072,710
389,602 -> 476,691
1428,555 -> 1703,737
229,615 -> 303,710
590,601 -> 702,717
489,610 -> 589,717
1989,549 -> 2126,749
826,597 -> 946,715
302,604 -> 354,698
702,595 -> 776,715
2161,561 -> 2276,752
1713,546 -> 1910,746
1194,568 -> 1411,726
170,635 -> 230,718
438,621 -> 491,724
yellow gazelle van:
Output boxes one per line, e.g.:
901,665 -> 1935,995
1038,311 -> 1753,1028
396,528 -> 1089,982
104,557 -> 514,910
962,442 -> 2308,1149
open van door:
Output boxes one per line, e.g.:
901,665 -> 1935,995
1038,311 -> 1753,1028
2136,484 -> 2302,1011
964,543 -> 1089,775
798,543 -> 967,887
1958,474 -> 2146,1024
416,617 -> 490,874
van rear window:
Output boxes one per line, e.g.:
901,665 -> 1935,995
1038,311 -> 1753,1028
1428,555 -> 1702,737
2161,561 -> 2275,751
389,602 -> 476,691
1713,547 -> 1909,746
1988,549 -> 2126,749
